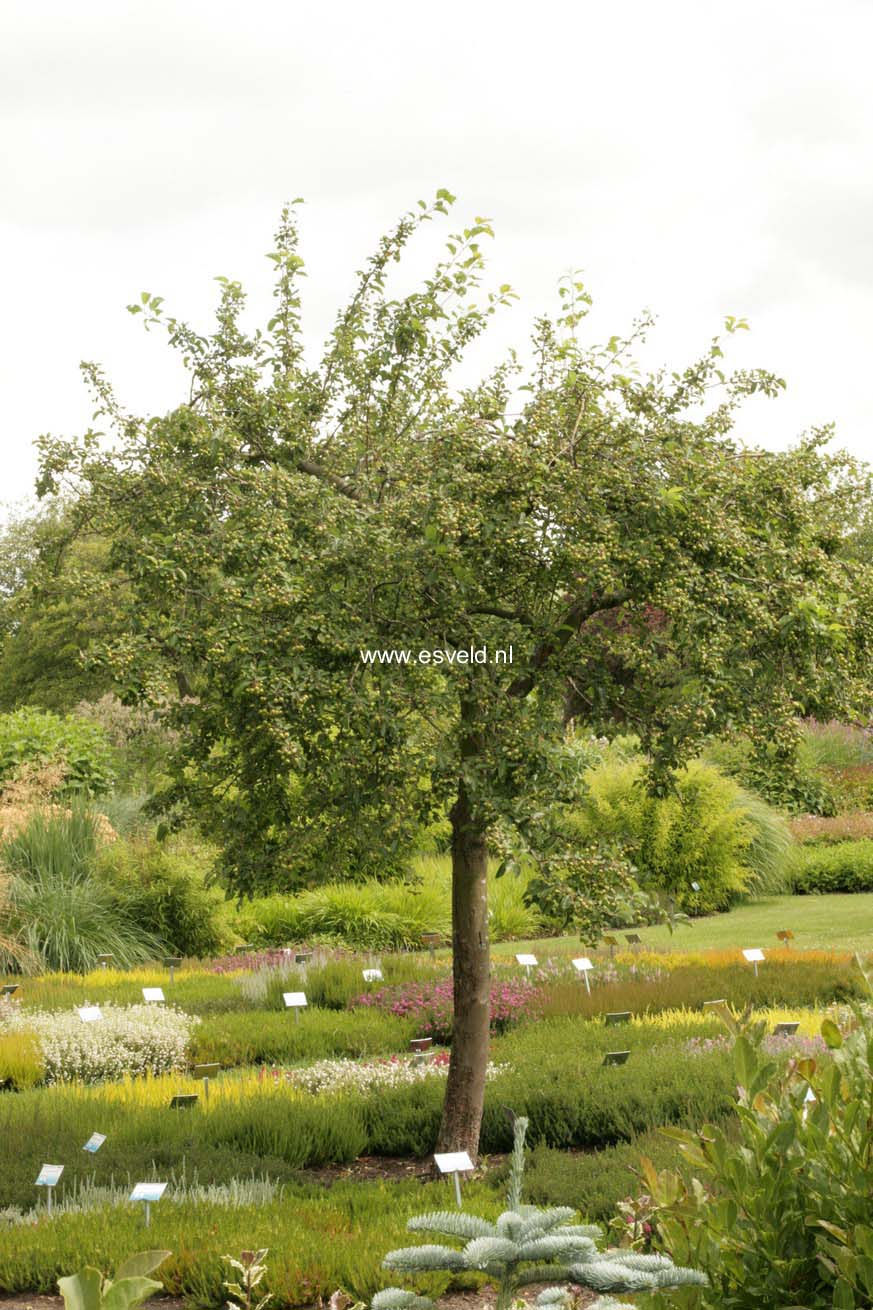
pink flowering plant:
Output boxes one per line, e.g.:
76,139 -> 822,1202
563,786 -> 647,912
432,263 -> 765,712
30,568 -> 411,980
350,978 -> 539,1041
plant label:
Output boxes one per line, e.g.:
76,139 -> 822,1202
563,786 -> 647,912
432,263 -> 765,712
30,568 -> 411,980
773,1021 -> 800,1036
742,948 -> 765,963
82,1133 -> 106,1153
78,1006 -> 102,1022
434,1151 -> 474,1173
605,1011 -> 632,1025
169,1094 -> 198,1109
602,1050 -> 630,1066
515,953 -> 537,967
362,968 -> 383,982
283,992 -> 307,1007
572,958 -> 593,971
142,987 -> 165,1003
193,1063 -> 221,1079
130,1182 -> 167,1202
36,1165 -> 63,1186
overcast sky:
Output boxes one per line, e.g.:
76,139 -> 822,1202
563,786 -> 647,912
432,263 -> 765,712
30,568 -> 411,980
2,0 -> 872,518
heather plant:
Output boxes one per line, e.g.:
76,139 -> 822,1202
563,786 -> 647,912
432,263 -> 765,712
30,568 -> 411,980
371,1115 -> 707,1310
0,1028 -> 45,1088
281,1052 -> 505,1095
0,1002 -> 195,1083
351,978 -> 537,1042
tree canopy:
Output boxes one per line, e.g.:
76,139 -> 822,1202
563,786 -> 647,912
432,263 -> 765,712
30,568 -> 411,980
34,193 -> 873,1152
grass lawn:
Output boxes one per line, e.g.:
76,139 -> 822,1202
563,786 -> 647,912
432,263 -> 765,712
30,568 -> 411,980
487,892 -> 873,958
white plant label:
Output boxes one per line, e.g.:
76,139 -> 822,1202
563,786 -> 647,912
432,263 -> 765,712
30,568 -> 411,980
515,953 -> 538,967
83,1133 -> 106,1153
742,948 -> 765,963
36,1164 -> 63,1186
78,1006 -> 102,1023
142,988 -> 165,1003
572,957 -> 594,972
434,1151 -> 474,1173
283,992 -> 307,1007
130,1182 -> 167,1202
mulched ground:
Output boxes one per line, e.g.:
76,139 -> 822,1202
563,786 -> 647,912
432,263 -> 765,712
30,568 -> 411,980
0,1293 -> 597,1310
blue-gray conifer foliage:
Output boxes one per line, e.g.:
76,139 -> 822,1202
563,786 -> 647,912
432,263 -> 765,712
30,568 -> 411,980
371,1116 -> 707,1310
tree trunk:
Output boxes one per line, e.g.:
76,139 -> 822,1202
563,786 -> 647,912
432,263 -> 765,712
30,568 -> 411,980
436,771 -> 490,1160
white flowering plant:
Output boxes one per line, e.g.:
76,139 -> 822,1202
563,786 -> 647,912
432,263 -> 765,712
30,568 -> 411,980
0,1003 -> 195,1083
273,1052 -> 505,1096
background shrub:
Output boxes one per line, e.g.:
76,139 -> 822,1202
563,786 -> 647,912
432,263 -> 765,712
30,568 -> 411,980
790,838 -> 873,894
96,836 -> 234,957
573,757 -> 792,910
0,706 -> 115,797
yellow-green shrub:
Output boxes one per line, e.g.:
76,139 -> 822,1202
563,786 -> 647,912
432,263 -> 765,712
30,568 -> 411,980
572,758 -> 792,910
0,1028 -> 44,1088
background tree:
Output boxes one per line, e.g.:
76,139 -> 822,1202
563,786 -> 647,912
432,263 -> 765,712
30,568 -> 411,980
35,195 -> 873,1155
0,501 -> 129,712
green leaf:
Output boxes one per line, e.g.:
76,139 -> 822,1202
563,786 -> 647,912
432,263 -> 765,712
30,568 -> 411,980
821,1019 -> 843,1049
114,1253 -> 171,1281
58,1269 -> 104,1310
102,1277 -> 164,1310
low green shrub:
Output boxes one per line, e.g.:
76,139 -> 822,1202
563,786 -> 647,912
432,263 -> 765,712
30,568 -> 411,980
95,836 -> 234,958
790,838 -> 873,894
520,1130 -> 693,1223
236,879 -> 450,951
191,1008 -> 417,1066
537,957 -> 863,1019
236,859 -> 539,951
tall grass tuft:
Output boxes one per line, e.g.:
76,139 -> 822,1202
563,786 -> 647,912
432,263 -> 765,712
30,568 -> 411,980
733,788 -> 794,895
1,807 -> 161,973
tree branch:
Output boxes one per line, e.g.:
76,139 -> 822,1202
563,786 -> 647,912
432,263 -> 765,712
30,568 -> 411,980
507,591 -> 629,699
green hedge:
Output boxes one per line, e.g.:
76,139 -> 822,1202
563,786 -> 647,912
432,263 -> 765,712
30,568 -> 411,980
791,839 -> 873,894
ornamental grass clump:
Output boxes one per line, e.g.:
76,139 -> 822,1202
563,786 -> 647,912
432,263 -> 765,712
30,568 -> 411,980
371,1115 -> 706,1310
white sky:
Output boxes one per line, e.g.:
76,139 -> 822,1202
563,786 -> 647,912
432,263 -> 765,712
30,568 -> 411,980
2,0 -> 872,517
